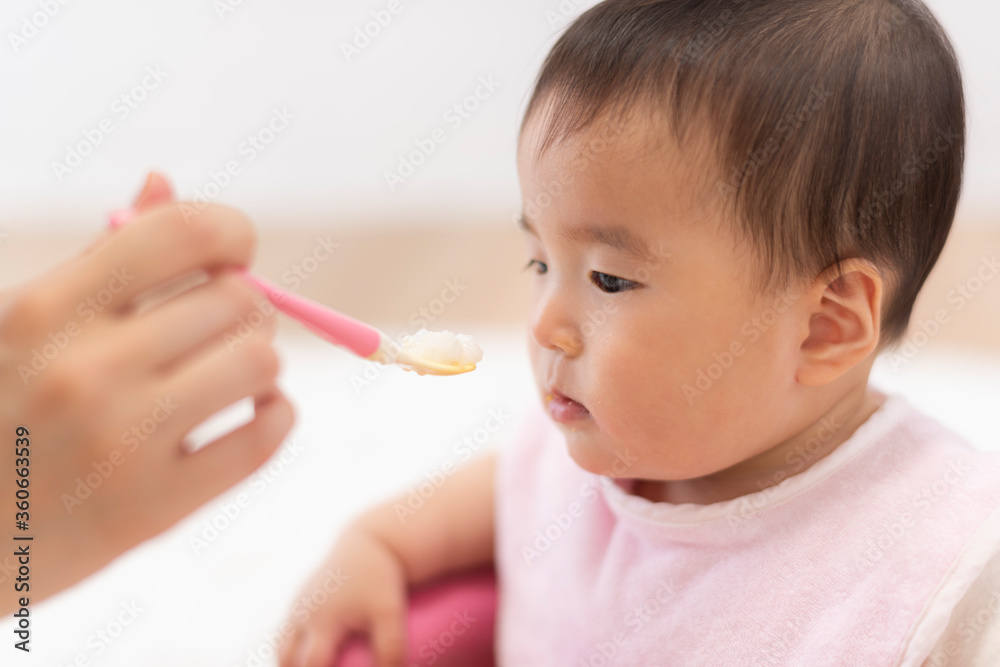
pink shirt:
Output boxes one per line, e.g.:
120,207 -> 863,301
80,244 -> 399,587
495,389 -> 1000,665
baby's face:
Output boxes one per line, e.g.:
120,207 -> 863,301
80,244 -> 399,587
517,112 -> 808,482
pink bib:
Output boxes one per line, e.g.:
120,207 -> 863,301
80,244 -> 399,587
495,391 -> 1000,666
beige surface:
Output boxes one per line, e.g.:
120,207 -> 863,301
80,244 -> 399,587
907,224 -> 1000,350
0,219 -> 997,350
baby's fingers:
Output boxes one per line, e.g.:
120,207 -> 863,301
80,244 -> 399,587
278,623 -> 344,667
301,628 -> 340,667
370,601 -> 408,667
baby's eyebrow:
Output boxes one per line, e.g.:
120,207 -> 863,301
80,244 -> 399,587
518,214 -> 651,260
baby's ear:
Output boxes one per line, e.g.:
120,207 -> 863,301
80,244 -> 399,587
795,258 -> 883,386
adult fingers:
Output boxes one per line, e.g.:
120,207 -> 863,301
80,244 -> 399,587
132,171 -> 174,211
75,171 -> 175,265
152,319 -> 282,442
172,390 -> 294,512
40,202 -> 257,315
114,271 -> 276,373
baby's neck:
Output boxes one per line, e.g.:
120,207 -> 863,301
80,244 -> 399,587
633,386 -> 883,505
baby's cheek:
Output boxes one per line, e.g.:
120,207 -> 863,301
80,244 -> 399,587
594,353 -> 679,431
615,338 -> 697,406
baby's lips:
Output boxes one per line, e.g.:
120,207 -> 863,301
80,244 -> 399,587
549,386 -> 588,410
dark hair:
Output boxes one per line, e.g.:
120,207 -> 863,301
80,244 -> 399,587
521,0 -> 965,345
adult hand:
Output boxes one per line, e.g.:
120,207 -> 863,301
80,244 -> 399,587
0,173 -> 295,613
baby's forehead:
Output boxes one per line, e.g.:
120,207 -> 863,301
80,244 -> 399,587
517,107 -> 724,212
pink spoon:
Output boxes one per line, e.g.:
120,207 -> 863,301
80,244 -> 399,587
108,208 -> 477,376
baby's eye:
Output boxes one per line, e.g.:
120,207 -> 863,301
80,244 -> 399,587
524,259 -> 548,275
590,271 -> 638,293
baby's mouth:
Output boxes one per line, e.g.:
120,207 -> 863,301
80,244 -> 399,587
545,387 -> 590,424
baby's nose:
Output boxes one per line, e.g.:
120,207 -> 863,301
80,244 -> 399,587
530,292 -> 583,356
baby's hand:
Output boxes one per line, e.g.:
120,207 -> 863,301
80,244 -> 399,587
279,525 -> 408,667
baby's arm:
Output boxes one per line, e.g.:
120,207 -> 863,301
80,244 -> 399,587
279,452 -> 496,667
358,450 -> 496,585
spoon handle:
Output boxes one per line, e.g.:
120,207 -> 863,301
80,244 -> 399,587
239,271 -> 382,357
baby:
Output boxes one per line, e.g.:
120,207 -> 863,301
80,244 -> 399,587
280,0 -> 1000,665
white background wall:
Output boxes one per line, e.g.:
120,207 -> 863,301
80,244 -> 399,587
0,0 -> 997,231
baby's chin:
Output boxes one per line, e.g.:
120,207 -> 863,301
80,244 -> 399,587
561,428 -> 714,482
562,430 -> 642,479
